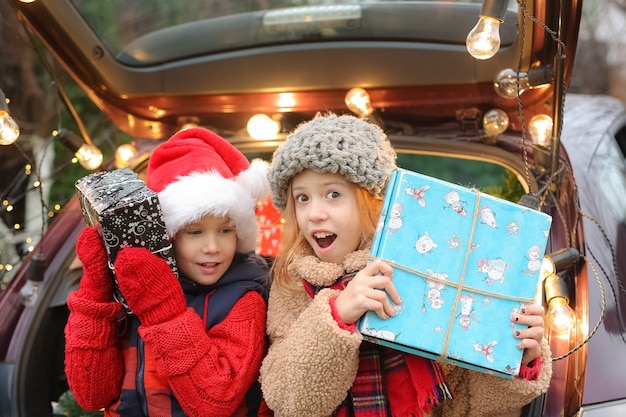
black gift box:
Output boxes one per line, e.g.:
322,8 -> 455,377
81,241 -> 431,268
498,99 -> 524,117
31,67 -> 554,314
75,168 -> 178,311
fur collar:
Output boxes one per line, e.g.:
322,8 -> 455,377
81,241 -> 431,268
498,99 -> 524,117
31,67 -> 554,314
288,248 -> 370,287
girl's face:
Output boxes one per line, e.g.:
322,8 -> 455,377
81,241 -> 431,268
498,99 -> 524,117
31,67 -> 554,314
173,214 -> 237,285
291,170 -> 361,265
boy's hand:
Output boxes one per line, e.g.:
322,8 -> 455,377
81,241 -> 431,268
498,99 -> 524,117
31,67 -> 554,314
334,259 -> 401,324
114,247 -> 186,325
513,304 -> 545,365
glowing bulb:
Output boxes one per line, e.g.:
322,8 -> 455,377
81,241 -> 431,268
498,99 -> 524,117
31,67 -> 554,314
546,296 -> 576,335
345,88 -> 374,117
528,114 -> 553,147
247,114 -> 280,140
115,143 -> 137,168
76,144 -> 103,170
466,17 -> 501,60
544,270 -> 577,337
277,93 -> 296,109
482,108 -> 509,137
0,110 -> 20,145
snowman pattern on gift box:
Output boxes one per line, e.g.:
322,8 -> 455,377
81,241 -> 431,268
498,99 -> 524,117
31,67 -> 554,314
360,303 -> 404,342
415,232 -> 438,254
457,294 -> 480,330
478,204 -> 498,228
443,189 -> 467,216
523,245 -> 543,276
477,257 -> 509,285
386,203 -> 405,235
421,269 -> 449,313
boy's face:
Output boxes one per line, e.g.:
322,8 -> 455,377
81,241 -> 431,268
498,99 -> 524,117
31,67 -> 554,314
173,214 -> 237,286
291,170 -> 361,265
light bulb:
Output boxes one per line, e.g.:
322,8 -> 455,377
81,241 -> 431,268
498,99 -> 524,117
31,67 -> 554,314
0,110 -> 20,145
494,67 -> 554,99
247,114 -> 281,140
0,89 -> 20,145
76,144 -> 103,170
544,271 -> 577,337
528,114 -> 553,147
494,69 -> 530,99
482,108 -> 509,137
466,16 -> 501,60
20,252 -> 46,307
345,88 -> 374,117
20,279 -> 40,307
115,143 -> 137,168
546,296 -> 576,335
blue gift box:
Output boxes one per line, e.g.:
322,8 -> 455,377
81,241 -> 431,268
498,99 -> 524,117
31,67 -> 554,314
358,168 -> 552,379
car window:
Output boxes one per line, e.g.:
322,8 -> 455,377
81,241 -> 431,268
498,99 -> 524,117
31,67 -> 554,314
211,149 -> 525,204
70,0 -> 519,60
397,153 -> 525,203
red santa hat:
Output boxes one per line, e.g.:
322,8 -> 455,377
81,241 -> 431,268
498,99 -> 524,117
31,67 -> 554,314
146,127 -> 270,253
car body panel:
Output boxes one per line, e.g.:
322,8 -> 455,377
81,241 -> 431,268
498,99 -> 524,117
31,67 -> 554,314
560,94 -> 626,408
2,1 -> 626,417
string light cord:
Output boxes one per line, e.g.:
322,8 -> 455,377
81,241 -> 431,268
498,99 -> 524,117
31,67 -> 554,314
516,0 -> 568,200
55,84 -> 94,147
581,211 -> 626,344
580,211 -> 626,301
512,0 -> 618,362
20,21 -> 95,147
562,156 -> 625,340
542,157 -> 612,360
9,141 -> 47,256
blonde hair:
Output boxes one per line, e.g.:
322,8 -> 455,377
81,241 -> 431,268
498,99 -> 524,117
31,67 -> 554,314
271,182 -> 383,296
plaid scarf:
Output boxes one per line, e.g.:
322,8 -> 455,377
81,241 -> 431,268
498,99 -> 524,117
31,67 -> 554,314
304,274 -> 454,417
348,343 -> 453,417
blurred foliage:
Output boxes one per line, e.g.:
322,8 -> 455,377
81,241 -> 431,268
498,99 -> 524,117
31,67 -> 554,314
55,390 -> 103,417
48,80 -> 132,216
396,153 -> 525,203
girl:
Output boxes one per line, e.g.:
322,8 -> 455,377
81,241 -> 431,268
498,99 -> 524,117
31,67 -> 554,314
65,127 -> 273,416
259,113 -> 552,417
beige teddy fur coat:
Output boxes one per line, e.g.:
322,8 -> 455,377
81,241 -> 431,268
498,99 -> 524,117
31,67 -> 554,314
259,249 -> 552,417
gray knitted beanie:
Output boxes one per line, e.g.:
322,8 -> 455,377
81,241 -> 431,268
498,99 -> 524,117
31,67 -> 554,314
268,113 -> 397,210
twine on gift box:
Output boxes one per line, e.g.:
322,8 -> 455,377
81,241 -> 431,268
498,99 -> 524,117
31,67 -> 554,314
370,189 -> 535,365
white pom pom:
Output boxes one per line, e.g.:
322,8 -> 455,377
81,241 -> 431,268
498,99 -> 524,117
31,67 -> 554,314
236,159 -> 271,201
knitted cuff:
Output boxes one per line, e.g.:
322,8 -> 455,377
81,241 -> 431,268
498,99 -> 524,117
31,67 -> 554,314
330,296 -> 357,333
66,292 -> 122,349
139,308 -> 209,376
518,356 -> 542,381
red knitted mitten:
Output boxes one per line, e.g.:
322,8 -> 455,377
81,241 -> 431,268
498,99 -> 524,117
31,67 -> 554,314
75,226 -> 115,302
114,247 -> 186,326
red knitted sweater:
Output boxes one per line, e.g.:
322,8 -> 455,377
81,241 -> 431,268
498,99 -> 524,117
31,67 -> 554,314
65,290 -> 268,417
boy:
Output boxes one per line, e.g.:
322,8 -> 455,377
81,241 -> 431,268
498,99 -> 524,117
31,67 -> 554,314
65,127 -> 272,417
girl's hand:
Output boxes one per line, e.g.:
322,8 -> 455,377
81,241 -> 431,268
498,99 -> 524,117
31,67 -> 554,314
513,304 -> 545,365
334,259 -> 401,325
